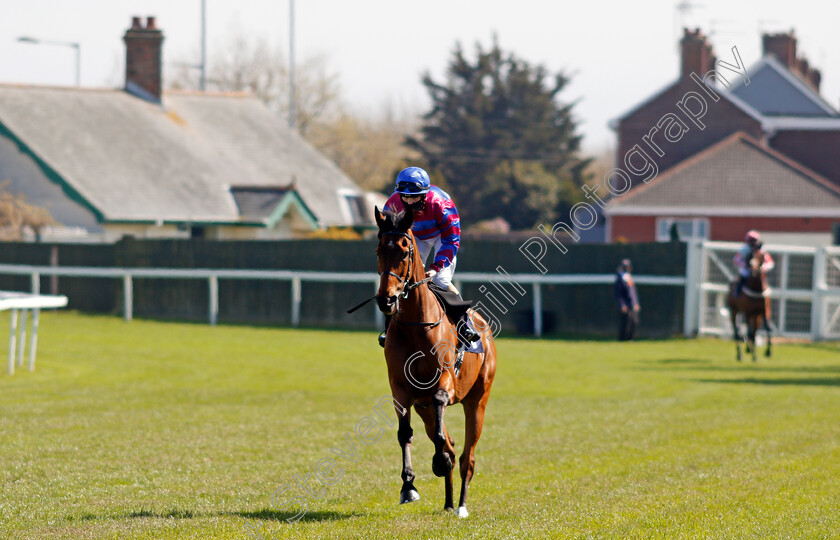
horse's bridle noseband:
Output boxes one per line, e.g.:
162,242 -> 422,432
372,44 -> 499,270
345,229 -> 438,320
378,231 -> 440,328
379,231 -> 431,299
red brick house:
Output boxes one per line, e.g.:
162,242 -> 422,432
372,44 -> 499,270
606,133 -> 840,242
605,29 -> 840,243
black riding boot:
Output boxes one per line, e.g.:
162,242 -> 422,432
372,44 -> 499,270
457,312 -> 480,348
378,315 -> 391,348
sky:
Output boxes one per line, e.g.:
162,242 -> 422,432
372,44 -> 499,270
1,0 -> 839,152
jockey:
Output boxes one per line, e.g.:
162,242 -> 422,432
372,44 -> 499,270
733,230 -> 774,297
378,166 -> 478,348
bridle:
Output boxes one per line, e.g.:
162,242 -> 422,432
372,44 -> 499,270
743,248 -> 770,297
344,227 -> 435,321
378,230 -> 440,328
379,231 -> 421,299
749,248 -> 764,277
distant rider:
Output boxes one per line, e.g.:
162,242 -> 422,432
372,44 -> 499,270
733,230 -> 774,297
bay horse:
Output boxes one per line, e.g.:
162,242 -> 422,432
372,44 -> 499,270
726,248 -> 772,362
374,207 -> 496,519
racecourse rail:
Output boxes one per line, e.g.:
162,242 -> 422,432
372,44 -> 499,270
1,240 -> 837,339
0,263 -> 684,337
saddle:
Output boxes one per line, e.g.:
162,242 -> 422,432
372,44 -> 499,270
427,283 -> 472,321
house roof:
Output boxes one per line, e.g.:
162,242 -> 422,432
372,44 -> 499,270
729,55 -> 839,118
610,54 -> 840,132
608,76 -> 765,130
605,132 -> 840,216
230,186 -> 319,229
0,84 -> 364,227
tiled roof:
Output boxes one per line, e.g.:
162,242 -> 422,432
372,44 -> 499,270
730,56 -> 839,117
609,132 -> 840,211
0,84 -> 363,227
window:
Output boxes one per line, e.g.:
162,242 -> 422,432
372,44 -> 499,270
342,193 -> 367,225
656,218 -> 709,242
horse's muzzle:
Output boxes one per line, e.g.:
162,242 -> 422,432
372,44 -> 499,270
377,295 -> 397,315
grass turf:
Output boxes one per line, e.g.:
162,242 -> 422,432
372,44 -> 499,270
1,311 -> 839,539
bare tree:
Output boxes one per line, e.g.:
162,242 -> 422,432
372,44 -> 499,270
170,34 -> 341,136
169,34 -> 418,191
306,107 -> 420,191
583,144 -> 616,195
0,181 -> 56,241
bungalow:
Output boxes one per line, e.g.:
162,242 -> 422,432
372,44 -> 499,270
0,17 -> 380,242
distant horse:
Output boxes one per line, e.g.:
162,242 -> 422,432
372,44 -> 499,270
374,207 -> 496,519
727,248 -> 772,362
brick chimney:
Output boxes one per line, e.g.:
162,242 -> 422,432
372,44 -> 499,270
763,31 -> 796,67
680,28 -> 715,79
763,30 -> 821,92
123,16 -> 164,102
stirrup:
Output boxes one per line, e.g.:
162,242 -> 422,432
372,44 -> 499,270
453,347 -> 465,377
463,327 -> 480,343
378,331 -> 387,348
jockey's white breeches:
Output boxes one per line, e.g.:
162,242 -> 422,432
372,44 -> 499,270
417,236 -> 456,289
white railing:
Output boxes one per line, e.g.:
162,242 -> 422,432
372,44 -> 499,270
688,241 -> 840,340
0,263 -> 686,337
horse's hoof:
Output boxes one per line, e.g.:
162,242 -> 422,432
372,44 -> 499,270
765,350 -> 772,358
457,506 -> 469,518
432,453 -> 453,477
399,489 -> 420,504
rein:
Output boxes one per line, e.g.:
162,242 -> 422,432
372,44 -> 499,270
379,231 -> 439,327
742,285 -> 770,298
345,230 -> 434,317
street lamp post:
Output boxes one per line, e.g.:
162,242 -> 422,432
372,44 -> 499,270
17,36 -> 81,87
289,0 -> 295,130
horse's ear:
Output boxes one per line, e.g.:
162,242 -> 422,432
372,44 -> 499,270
398,208 -> 414,232
374,206 -> 386,230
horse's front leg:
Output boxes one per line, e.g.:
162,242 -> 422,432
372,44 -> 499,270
730,309 -> 742,361
417,388 -> 456,511
763,314 -> 772,358
397,406 -> 420,504
748,317 -> 758,362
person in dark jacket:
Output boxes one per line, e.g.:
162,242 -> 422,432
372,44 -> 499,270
614,259 -> 640,341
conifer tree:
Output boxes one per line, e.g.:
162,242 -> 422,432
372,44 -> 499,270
408,37 -> 590,229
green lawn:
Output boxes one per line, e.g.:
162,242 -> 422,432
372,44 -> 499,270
1,312 -> 839,539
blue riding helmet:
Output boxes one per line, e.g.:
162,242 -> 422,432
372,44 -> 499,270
394,167 -> 431,195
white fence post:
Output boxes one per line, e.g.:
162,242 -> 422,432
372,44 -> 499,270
123,274 -> 133,322
291,277 -> 301,327
8,308 -> 18,375
208,275 -> 219,326
532,283 -> 542,337
778,253 -> 790,334
28,309 -> 40,371
31,273 -> 40,295
683,239 -> 700,337
811,247 -> 827,341
17,309 -> 27,367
